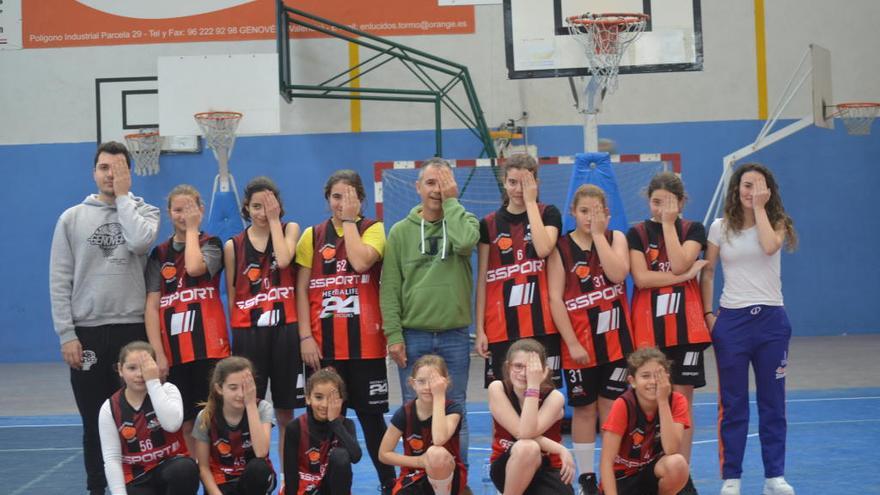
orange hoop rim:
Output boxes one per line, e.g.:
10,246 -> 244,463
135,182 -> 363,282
566,13 -> 649,27
124,130 -> 160,140
194,111 -> 243,121
836,102 -> 880,110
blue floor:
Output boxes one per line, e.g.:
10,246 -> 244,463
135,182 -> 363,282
3,388 -> 879,495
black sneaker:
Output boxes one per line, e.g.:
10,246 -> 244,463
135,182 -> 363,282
677,475 -> 698,495
578,473 -> 598,495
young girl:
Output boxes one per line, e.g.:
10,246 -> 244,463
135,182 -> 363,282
283,367 -> 362,494
547,184 -> 634,495
224,176 -> 302,462
627,172 -> 710,494
475,153 -> 563,388
145,184 -> 230,454
98,341 -> 199,495
194,356 -> 275,495
294,170 -> 395,492
379,355 -> 466,495
599,347 -> 690,495
487,338 -> 574,494
701,164 -> 798,495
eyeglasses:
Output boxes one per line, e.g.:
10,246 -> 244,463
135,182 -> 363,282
412,378 -> 430,387
509,363 -> 528,372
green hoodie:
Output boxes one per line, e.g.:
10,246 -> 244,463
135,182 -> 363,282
380,198 -> 480,345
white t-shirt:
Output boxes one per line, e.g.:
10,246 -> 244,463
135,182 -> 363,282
708,218 -> 783,308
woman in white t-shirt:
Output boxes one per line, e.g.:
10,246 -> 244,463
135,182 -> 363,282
700,163 -> 798,495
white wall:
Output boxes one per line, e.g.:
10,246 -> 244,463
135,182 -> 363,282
0,0 -> 878,145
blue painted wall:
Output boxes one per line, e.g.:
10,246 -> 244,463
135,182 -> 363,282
3,121 -> 877,362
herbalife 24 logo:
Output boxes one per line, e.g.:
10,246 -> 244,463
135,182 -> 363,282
88,223 -> 126,257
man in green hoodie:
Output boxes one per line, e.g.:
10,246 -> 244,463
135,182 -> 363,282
380,157 -> 480,470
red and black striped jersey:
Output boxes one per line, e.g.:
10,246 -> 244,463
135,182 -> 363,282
482,205 -> 557,343
109,388 -> 188,484
391,399 -> 466,493
151,234 -> 230,364
491,384 -> 563,469
609,388 -> 666,480
293,413 -> 338,495
206,405 -> 273,485
556,232 -> 634,369
629,220 -> 711,350
307,219 -> 385,360
230,226 -> 297,329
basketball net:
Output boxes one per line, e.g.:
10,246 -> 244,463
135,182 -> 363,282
124,129 -> 161,176
566,13 -> 649,95
835,103 -> 879,135
195,111 -> 242,192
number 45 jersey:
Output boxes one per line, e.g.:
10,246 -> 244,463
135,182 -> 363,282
307,218 -> 386,360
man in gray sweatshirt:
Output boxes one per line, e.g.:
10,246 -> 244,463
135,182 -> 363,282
49,141 -> 160,495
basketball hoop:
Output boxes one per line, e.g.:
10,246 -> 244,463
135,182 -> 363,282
124,129 -> 161,176
195,111 -> 242,191
566,13 -> 649,94
834,103 -> 879,135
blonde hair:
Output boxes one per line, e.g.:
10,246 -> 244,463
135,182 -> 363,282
167,184 -> 202,209
626,347 -> 672,376
570,184 -> 607,211
117,341 -> 155,365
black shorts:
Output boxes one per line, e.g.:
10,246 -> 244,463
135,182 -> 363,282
663,345 -> 707,388
609,459 -> 660,495
308,358 -> 389,413
483,334 -> 563,389
393,469 -> 464,495
167,359 -> 218,421
232,323 -> 305,409
126,456 -> 199,495
490,449 -> 574,495
563,360 -> 628,407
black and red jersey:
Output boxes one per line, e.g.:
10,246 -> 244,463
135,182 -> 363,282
610,388 -> 668,480
556,232 -> 634,369
392,400 -> 466,492
307,219 -> 385,360
491,385 -> 563,468
629,221 -> 711,350
293,414 -> 339,495
109,388 -> 188,484
206,406 -> 272,485
151,234 -> 230,365
482,205 -> 557,343
230,226 -> 297,329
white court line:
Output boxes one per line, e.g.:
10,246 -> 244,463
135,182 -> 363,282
10,451 -> 79,495
693,395 -> 880,407
0,447 -> 81,453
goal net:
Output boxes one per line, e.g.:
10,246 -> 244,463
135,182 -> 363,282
375,154 -> 681,229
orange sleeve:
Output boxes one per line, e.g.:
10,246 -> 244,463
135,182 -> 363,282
671,392 -> 691,429
601,397 -> 629,436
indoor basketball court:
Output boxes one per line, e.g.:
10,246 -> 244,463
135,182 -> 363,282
1,1 -> 878,494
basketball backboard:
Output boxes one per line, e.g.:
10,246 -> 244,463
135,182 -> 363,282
811,44 -> 833,129
503,0 -> 702,79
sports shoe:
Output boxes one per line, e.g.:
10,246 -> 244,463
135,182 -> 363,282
578,473 -> 599,495
678,475 -> 699,495
763,477 -> 795,495
720,479 -> 741,495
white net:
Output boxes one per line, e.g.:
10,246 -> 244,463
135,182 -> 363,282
566,13 -> 649,94
377,157 -> 674,228
124,130 -> 161,176
195,111 -> 242,161
837,103 -> 879,136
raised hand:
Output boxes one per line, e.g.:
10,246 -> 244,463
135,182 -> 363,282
589,205 -> 609,238
655,368 -> 672,402
525,352 -> 545,389
182,196 -> 202,232
139,352 -> 160,382
438,167 -> 459,201
429,370 -> 448,399
259,191 -> 282,223
327,389 -> 343,422
660,192 -> 680,225
521,172 -> 539,204
242,369 -> 258,406
111,155 -> 131,197
340,185 -> 361,221
155,352 -> 170,381
752,177 -> 771,210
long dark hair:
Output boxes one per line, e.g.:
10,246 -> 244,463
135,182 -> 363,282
198,356 -> 254,432
723,163 -> 797,251
241,176 -> 285,221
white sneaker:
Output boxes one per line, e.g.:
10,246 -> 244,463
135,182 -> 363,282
720,479 -> 741,495
763,477 -> 795,495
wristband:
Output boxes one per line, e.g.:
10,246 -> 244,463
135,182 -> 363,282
524,388 -> 540,398
300,334 -> 314,342
341,218 -> 358,224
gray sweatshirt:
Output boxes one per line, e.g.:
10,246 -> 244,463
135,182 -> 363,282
50,193 -> 160,345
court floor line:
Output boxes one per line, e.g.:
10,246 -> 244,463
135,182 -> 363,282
3,394 -> 878,430
0,447 -> 81,453
10,451 -> 79,495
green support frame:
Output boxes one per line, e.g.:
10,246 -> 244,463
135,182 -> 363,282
276,1 -> 496,158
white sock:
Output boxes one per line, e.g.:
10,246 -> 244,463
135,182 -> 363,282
572,442 -> 596,474
427,473 -> 454,495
